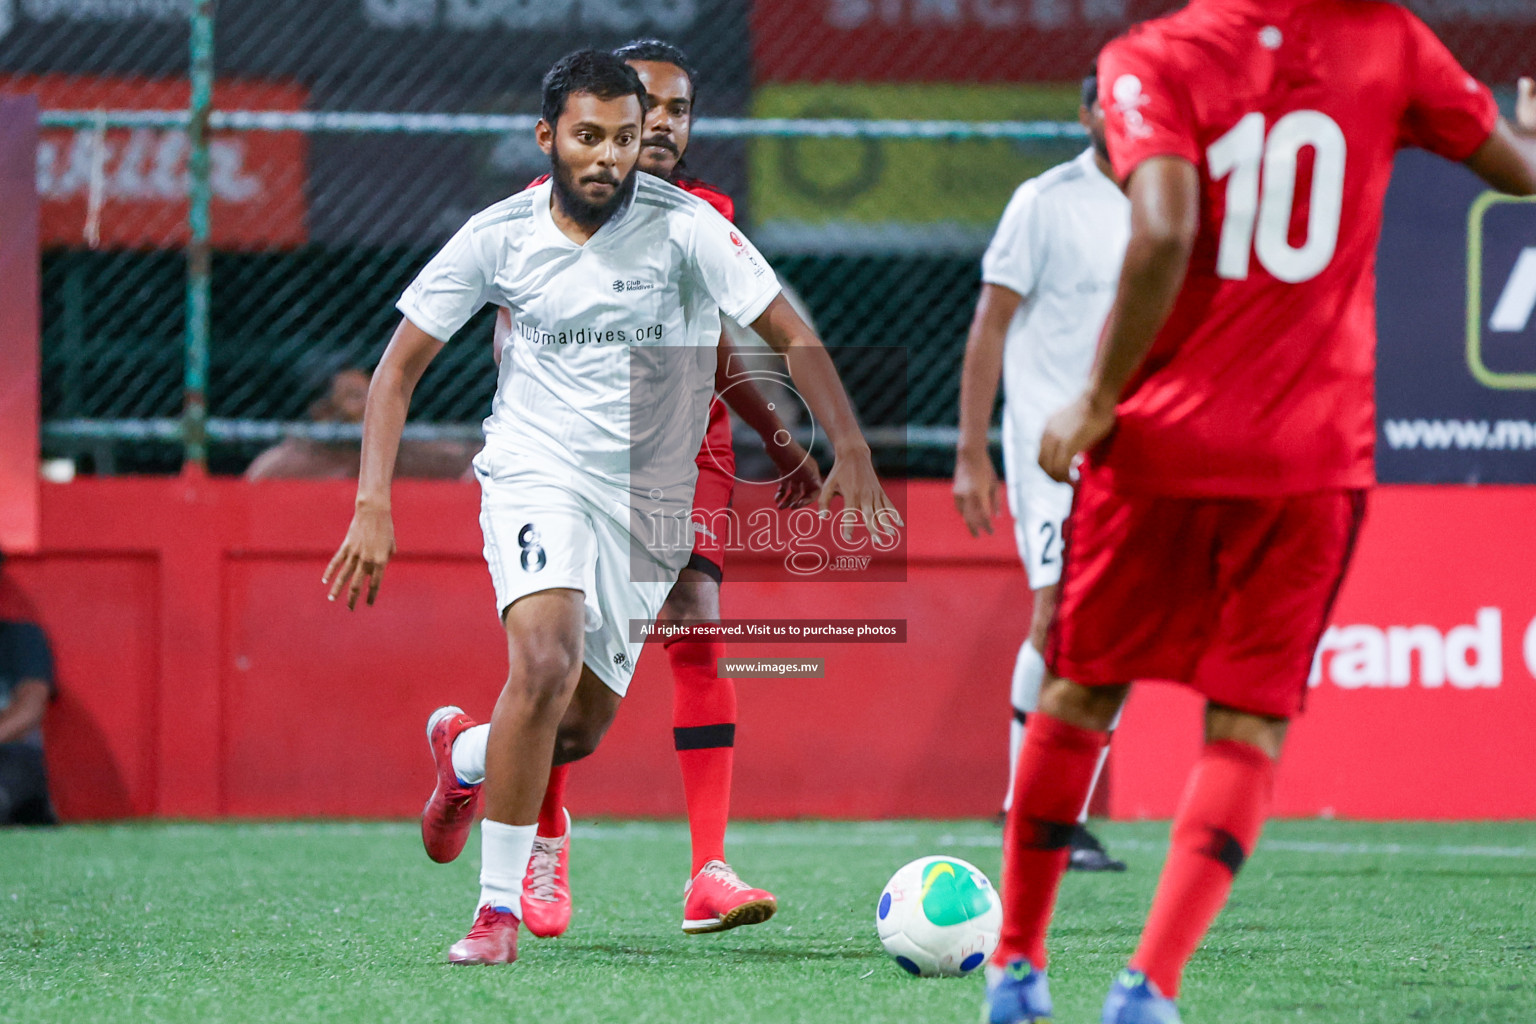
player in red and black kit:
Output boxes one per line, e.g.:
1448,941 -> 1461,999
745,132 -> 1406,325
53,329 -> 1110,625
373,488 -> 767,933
421,40 -> 822,939
981,2 -> 1536,1021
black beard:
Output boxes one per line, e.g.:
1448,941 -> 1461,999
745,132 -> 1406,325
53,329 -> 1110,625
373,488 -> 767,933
550,150 -> 636,230
1091,129 -> 1111,165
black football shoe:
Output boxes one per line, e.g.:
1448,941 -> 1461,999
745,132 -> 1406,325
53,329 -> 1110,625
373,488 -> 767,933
1068,824 -> 1127,872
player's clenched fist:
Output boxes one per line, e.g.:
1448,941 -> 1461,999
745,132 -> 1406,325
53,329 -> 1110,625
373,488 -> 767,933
1038,391 -> 1117,484
323,503 -> 396,610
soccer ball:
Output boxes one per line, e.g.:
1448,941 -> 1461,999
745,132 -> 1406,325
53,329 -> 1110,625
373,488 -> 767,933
875,855 -> 1002,977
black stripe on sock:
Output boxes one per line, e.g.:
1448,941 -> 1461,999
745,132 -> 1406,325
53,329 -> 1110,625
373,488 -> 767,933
674,723 -> 736,751
1200,827 -> 1248,876
1022,818 -> 1077,851
1012,707 -> 1029,726
685,552 -> 724,584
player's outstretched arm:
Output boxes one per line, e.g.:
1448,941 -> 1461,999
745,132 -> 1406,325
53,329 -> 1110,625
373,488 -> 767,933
953,283 -> 1022,537
748,294 -> 901,542
1464,77 -> 1536,196
713,332 -> 822,509
323,317 -> 445,609
1039,156 -> 1198,483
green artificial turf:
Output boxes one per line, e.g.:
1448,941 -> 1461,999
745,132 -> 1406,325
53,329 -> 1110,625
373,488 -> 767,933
2,820 -> 1534,1023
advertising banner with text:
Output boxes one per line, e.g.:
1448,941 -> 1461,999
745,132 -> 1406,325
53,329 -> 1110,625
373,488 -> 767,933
752,0 -> 1536,84
0,0 -> 750,246
1111,487 -> 1536,820
8,76 -> 308,250
1377,151 -> 1536,484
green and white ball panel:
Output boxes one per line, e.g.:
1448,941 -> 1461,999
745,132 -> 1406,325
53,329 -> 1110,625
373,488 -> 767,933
875,855 -> 1002,977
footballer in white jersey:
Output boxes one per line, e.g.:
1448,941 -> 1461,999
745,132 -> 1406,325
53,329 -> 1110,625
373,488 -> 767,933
323,49 -> 897,966
952,72 -> 1127,871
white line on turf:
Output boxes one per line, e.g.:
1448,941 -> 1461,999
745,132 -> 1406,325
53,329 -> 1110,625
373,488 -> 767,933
112,821 -> 1536,859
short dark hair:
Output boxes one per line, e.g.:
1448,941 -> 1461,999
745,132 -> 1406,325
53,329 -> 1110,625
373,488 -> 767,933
1081,71 -> 1099,111
612,38 -> 698,103
541,49 -> 646,128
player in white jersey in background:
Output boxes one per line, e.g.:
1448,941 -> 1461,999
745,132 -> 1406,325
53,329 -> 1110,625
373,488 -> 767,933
323,50 -> 898,966
953,72 -> 1127,872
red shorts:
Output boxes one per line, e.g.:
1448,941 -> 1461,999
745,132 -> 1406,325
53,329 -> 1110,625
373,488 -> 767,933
688,399 -> 736,581
1046,472 -> 1367,719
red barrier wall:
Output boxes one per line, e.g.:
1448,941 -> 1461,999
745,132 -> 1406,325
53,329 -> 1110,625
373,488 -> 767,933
3,478 -> 1532,821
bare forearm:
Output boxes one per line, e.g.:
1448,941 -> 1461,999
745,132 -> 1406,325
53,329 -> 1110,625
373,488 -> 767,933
355,319 -> 443,509
356,367 -> 413,508
956,307 -> 1010,457
782,339 -> 867,456
715,334 -> 786,441
750,295 -> 869,456
724,374 -> 786,441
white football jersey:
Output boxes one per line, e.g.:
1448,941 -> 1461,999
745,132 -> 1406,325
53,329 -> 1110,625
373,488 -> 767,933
398,172 -> 781,497
981,148 -> 1130,453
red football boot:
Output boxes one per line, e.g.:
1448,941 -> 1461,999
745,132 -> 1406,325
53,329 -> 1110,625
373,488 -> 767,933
447,904 -> 520,965
681,860 -> 777,934
421,705 -> 481,864
521,809 -> 572,938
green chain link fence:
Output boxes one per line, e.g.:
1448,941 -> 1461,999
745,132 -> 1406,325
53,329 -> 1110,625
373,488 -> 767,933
6,1 -> 1531,476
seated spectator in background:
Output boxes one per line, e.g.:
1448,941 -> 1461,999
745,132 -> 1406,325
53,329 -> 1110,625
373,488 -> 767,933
0,550 -> 57,826
246,368 -> 476,480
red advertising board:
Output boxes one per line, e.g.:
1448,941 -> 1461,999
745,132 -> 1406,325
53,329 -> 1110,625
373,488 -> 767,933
0,96 -> 39,554
752,1 -> 1536,83
3,76 -> 308,249
1111,486 -> 1536,820
3,479 -> 1530,822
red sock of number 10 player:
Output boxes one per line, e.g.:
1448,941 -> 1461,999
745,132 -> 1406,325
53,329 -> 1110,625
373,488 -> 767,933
993,712 -> 1110,969
1130,739 -> 1275,998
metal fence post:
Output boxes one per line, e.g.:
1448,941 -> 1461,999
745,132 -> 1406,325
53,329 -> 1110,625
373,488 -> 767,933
184,0 -> 215,471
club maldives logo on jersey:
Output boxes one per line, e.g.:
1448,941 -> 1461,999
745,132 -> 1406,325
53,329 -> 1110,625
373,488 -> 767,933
612,279 -> 657,293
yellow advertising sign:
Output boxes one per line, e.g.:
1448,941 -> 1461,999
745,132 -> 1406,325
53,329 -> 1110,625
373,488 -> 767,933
749,83 -> 1084,250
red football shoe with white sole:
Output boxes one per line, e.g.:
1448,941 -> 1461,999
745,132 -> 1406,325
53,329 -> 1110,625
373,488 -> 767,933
447,904 -> 520,965
682,860 -> 777,934
521,809 -> 572,938
421,705 -> 481,864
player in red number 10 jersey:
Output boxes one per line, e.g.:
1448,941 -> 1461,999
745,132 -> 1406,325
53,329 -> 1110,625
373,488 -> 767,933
981,1 -> 1536,1022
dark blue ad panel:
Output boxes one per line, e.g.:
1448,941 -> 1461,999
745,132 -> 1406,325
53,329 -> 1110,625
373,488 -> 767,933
1376,150 -> 1536,483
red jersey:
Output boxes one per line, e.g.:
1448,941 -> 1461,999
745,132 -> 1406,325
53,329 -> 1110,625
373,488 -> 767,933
524,172 -> 738,474
674,177 -> 739,473
1095,0 -> 1497,496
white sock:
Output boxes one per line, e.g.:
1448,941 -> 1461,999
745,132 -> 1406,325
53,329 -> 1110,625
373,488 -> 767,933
478,819 -> 536,918
1078,705 -> 1124,824
452,724 -> 490,785
1003,641 -> 1046,812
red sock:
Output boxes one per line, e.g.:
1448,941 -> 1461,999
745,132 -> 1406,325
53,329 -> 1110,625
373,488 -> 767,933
669,637 -> 736,875
1131,739 -> 1275,998
994,712 -> 1109,968
537,763 -> 570,838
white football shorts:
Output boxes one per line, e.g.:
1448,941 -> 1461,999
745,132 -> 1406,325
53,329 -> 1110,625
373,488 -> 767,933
1001,422 -> 1074,590
474,446 -> 680,696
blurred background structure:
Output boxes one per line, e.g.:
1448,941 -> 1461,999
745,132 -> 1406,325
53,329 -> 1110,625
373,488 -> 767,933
9,0 -> 1527,477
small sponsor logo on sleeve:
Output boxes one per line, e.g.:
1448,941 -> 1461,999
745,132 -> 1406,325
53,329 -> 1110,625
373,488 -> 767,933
1111,73 -> 1154,140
